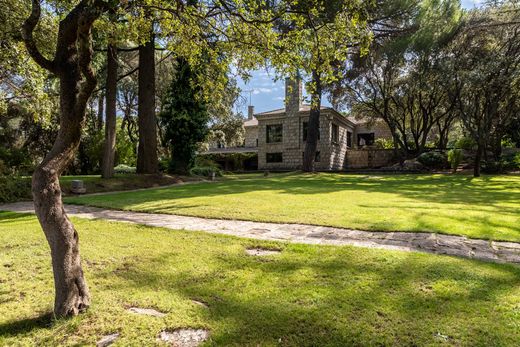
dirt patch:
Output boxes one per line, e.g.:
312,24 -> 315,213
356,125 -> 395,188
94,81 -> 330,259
158,329 -> 210,347
96,333 -> 119,347
127,307 -> 166,317
245,248 -> 281,256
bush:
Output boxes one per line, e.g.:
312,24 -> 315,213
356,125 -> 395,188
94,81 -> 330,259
113,164 -> 136,174
374,138 -> 394,149
417,151 -> 448,169
515,152 -> 520,169
189,166 -> 223,177
0,176 -> 32,203
454,137 -> 476,150
447,149 -> 463,171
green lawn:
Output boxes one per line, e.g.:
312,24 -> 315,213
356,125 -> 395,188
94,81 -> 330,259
65,172 -> 520,242
1,212 -> 519,346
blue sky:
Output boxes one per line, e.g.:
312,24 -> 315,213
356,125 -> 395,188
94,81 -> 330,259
235,0 -> 482,116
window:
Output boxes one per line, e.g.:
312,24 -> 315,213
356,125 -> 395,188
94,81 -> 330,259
302,122 -> 320,141
347,131 -> 352,148
331,124 -> 339,143
357,133 -> 375,147
266,152 -> 283,163
266,124 -> 283,143
302,151 -> 321,162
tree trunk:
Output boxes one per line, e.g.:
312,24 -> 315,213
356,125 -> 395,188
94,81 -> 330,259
137,32 -> 158,174
22,0 -> 106,318
474,141 -> 483,177
101,44 -> 118,178
302,70 -> 321,172
97,93 -> 104,130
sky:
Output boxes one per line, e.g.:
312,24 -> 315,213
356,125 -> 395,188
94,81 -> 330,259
235,0 -> 483,116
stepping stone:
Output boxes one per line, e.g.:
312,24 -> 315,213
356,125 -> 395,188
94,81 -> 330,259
158,329 -> 210,347
128,307 -> 166,317
96,333 -> 119,347
245,248 -> 281,256
191,299 -> 208,308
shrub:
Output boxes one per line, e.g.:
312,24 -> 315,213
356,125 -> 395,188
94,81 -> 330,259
0,176 -> 32,203
113,164 -> 136,174
374,138 -> 394,149
417,151 -> 448,169
454,137 -> 476,150
189,166 -> 223,177
515,152 -> 520,169
447,149 -> 463,172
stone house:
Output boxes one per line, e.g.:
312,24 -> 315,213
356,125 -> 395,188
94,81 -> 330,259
205,76 -> 394,170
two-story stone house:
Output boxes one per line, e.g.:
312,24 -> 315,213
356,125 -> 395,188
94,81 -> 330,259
241,77 -> 393,170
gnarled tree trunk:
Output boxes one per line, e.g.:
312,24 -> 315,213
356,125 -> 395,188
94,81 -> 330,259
302,70 -> 322,172
101,44 -> 118,178
137,31 -> 158,174
22,0 -> 106,318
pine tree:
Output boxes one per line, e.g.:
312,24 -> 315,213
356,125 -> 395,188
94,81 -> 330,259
160,58 -> 209,174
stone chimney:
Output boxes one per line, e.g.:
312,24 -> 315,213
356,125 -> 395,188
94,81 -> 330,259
285,74 -> 302,115
247,105 -> 255,120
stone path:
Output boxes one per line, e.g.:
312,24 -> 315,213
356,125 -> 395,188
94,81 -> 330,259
2,201 -> 520,264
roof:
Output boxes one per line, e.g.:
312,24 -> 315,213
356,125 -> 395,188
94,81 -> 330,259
202,147 -> 258,155
243,118 -> 258,127
251,104 -> 357,128
254,104 -> 332,117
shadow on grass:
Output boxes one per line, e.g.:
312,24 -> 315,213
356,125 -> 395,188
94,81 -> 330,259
0,312 -> 53,338
95,244 -> 520,345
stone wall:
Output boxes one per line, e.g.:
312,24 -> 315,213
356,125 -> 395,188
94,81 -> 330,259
346,149 -> 395,169
258,113 -> 333,170
354,121 -> 393,147
244,125 -> 258,148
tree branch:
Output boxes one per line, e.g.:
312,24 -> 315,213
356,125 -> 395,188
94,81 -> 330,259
21,0 -> 57,73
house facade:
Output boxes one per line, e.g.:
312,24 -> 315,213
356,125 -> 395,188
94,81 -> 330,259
204,76 -> 394,170
241,77 -> 394,170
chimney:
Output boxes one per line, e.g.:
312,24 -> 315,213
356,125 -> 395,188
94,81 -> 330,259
248,105 -> 255,120
285,73 -> 302,115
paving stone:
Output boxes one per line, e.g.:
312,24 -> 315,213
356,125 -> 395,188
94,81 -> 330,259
245,248 -> 281,256
96,333 -> 119,347
158,328 -> 209,347
128,307 -> 166,317
1,201 -> 519,265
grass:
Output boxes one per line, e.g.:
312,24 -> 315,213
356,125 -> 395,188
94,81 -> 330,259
65,172 -> 520,242
1,174 -> 194,202
1,212 -> 519,346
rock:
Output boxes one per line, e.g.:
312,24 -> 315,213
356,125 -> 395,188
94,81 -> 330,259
96,333 -> 119,347
245,248 -> 281,256
158,329 -> 210,347
127,307 -> 166,317
402,159 -> 425,171
70,180 -> 86,194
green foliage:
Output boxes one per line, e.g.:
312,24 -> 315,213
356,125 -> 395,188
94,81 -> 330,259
0,176 -> 31,203
113,164 -> 136,174
515,152 -> 520,169
417,151 -> 448,169
454,137 -> 476,150
189,156 -> 223,177
374,138 -> 394,149
447,149 -> 463,171
160,58 -> 210,174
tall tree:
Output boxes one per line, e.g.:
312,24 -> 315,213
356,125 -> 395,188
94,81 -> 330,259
101,44 -> 118,178
22,0 -> 108,317
159,58 -> 209,173
137,29 -> 159,174
452,4 -> 520,177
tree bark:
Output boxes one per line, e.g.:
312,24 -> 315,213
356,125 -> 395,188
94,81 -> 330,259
101,44 -> 118,178
22,0 -> 107,318
474,141 -> 483,177
302,70 -> 321,172
137,32 -> 158,174
97,93 -> 104,130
